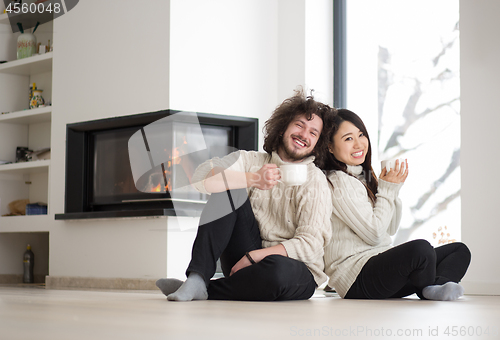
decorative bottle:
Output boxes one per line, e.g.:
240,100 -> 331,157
30,89 -> 45,109
29,82 -> 36,106
17,32 -> 37,59
23,244 -> 35,283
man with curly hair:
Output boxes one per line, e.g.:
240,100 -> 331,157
157,89 -> 336,301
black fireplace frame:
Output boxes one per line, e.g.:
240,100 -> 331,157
55,109 -> 258,220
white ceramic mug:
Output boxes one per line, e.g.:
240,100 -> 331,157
278,164 -> 308,186
381,158 -> 406,173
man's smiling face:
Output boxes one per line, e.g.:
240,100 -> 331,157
278,113 -> 323,163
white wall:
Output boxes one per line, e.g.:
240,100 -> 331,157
170,0 -> 333,150
50,0 -> 171,280
170,0 -> 279,152
460,0 -> 500,294
305,0 -> 334,105
277,0 -> 334,109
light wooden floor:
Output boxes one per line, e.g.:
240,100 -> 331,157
1,285 -> 499,340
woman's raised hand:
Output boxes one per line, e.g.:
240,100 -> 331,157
249,164 -> 281,190
379,159 -> 408,184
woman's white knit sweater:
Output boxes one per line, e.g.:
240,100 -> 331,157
191,150 -> 333,286
323,165 -> 403,297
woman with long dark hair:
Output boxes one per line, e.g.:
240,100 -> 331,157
322,109 -> 471,300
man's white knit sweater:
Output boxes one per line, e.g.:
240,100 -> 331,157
324,165 -> 403,297
191,150 -> 333,286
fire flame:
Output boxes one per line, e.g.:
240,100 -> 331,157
152,183 -> 162,192
172,147 -> 182,164
148,146 -> 185,193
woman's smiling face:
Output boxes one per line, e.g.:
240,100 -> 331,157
329,121 -> 369,166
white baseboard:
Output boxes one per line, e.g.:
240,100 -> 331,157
45,276 -> 158,290
0,274 -> 45,284
461,280 -> 500,295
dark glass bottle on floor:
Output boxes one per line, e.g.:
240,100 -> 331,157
23,244 -> 34,283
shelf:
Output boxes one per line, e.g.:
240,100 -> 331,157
0,106 -> 51,124
0,12 -> 25,26
0,9 -> 55,28
0,160 -> 50,175
0,52 -> 52,75
0,214 -> 51,233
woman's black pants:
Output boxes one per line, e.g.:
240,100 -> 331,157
345,239 -> 471,299
186,189 -> 317,301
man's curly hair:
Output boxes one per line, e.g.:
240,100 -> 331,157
263,88 -> 336,168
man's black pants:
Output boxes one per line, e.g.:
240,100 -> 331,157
186,189 -> 317,301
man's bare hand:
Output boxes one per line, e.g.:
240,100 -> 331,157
230,254 -> 253,276
249,164 -> 281,190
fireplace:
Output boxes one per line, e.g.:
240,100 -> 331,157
55,109 -> 258,220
